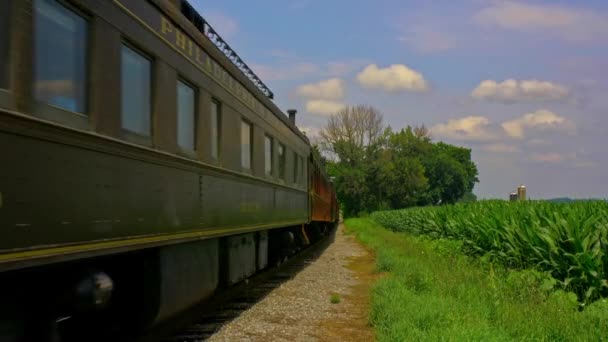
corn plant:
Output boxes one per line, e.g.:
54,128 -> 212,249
371,200 -> 608,303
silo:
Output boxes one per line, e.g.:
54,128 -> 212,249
509,192 -> 518,202
517,185 -> 526,201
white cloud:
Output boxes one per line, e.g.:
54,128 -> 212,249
431,116 -> 496,141
530,153 -> 564,163
326,60 -> 370,77
481,143 -> 520,153
357,64 -> 429,92
296,78 -> 345,100
527,139 -> 551,147
573,161 -> 595,168
204,11 -> 239,38
251,59 -> 368,82
305,100 -> 345,116
501,109 -> 574,139
475,2 -> 608,43
299,125 -> 321,138
471,79 -> 570,102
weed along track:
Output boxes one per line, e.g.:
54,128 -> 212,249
347,217 -> 608,342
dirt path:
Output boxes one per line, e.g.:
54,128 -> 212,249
207,224 -> 376,342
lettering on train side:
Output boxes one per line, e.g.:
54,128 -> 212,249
160,17 -> 205,65
145,12 -> 288,136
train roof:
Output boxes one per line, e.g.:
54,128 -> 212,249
164,0 -> 311,145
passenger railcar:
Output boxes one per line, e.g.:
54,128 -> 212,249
0,0 -> 338,340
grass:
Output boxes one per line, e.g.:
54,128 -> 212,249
345,218 -> 608,342
330,293 -> 341,304
371,200 -> 608,303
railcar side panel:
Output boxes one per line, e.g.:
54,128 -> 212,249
0,114 -> 307,255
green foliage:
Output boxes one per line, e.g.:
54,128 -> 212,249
325,125 -> 479,217
330,293 -> 341,304
458,192 -> 477,203
346,218 -> 608,342
371,200 -> 608,303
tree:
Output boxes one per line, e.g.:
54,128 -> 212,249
422,152 -> 468,205
433,142 -> 479,194
459,192 -> 477,203
413,124 -> 432,141
318,105 -> 479,216
318,105 -> 387,216
319,105 -> 384,165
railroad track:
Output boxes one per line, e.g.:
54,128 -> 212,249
136,229 -> 336,342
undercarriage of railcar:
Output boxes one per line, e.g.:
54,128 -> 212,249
0,221 -> 336,342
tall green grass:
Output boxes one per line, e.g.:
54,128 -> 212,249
346,218 -> 608,342
371,200 -> 608,303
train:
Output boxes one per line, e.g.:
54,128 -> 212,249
0,0 -> 338,340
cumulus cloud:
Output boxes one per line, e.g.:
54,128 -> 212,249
475,1 -> 608,43
530,153 -> 564,163
299,125 -> 321,138
252,59 -> 368,82
357,64 -> 429,92
326,60 -> 370,77
431,116 -> 496,141
501,109 -> 574,139
296,78 -> 345,100
481,143 -> 520,153
305,100 -> 345,116
471,79 -> 570,102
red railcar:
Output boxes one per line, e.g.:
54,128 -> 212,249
309,155 -> 338,223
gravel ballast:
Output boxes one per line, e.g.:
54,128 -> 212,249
207,224 -> 376,341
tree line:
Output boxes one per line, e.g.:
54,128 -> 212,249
316,105 -> 479,217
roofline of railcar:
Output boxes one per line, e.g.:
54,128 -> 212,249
152,0 -> 310,145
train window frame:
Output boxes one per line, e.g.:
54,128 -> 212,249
31,0 -> 90,128
210,98 -> 222,161
120,42 -> 153,144
176,78 -> 197,153
0,0 -> 10,91
300,156 -> 305,185
240,119 -> 253,170
293,152 -> 299,184
264,134 -> 274,176
278,142 -> 286,180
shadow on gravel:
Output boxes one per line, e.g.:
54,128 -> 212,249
137,229 -> 337,342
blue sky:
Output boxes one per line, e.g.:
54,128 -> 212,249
190,0 -> 608,199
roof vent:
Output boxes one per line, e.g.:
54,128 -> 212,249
287,109 -> 297,125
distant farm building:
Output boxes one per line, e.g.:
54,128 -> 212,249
509,185 -> 527,201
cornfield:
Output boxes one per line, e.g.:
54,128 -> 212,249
371,200 -> 608,303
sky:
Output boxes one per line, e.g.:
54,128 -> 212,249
189,0 -> 608,199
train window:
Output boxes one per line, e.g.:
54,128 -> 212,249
0,1 -> 9,90
34,0 -> 88,113
210,99 -> 221,159
241,120 -> 252,169
293,152 -> 299,184
264,135 -> 273,175
177,80 -> 196,150
278,143 -> 285,180
300,156 -> 305,183
121,44 -> 151,136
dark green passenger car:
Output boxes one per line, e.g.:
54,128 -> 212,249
0,0 -> 337,340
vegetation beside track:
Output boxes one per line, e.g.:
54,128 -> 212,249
371,200 -> 608,303
345,218 -> 608,342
